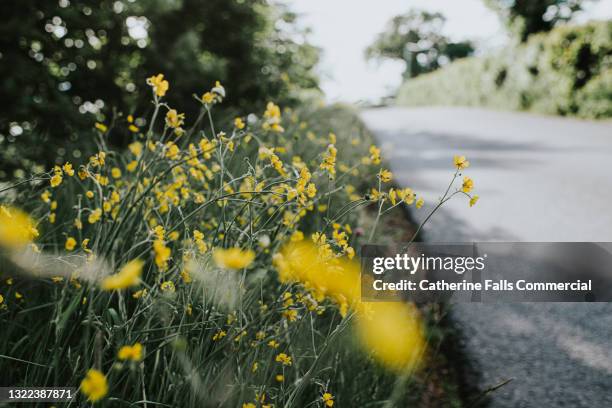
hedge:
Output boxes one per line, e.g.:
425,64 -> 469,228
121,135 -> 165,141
396,21 -> 612,119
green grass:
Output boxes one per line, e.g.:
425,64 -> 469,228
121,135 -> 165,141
0,80 -> 469,408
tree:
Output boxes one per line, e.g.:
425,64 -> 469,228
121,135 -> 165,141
484,0 -> 589,42
0,0 -> 319,179
365,10 -> 474,79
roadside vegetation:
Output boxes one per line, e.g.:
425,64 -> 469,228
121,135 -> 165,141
0,76 -> 478,406
397,21 -> 611,119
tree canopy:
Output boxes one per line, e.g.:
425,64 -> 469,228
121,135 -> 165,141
0,0 -> 320,178
365,10 -> 474,79
484,0 -> 589,41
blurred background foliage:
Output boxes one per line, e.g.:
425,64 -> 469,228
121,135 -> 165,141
397,20 -> 612,118
365,10 -> 475,79
485,0 -> 589,42
0,0 -> 320,180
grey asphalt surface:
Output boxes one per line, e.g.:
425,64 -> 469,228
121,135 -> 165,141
360,107 -> 612,407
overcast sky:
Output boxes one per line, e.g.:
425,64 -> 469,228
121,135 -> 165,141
289,0 -> 612,103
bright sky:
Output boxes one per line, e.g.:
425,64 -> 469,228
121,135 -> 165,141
288,0 -> 612,103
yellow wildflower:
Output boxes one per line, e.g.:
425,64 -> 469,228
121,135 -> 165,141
117,342 -> 143,362
0,206 -> 39,248
65,237 -> 77,251
153,240 -> 171,271
165,109 -> 185,129
95,122 -> 108,133
234,117 -> 245,130
320,144 -> 337,178
212,330 -> 226,341
462,176 -> 474,193
378,169 -> 393,183
454,155 -> 470,170
111,167 -> 122,179
80,369 -> 108,403
62,162 -> 75,176
88,208 -> 102,224
41,190 -> 51,203
369,145 -> 381,164
416,197 -> 424,209
213,248 -> 255,270
469,195 -> 480,207
101,259 -> 143,290
50,173 -> 62,188
322,392 -> 335,407
147,73 -> 169,97
275,353 -> 292,366
160,281 -> 175,293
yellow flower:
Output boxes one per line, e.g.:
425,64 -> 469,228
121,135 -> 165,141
153,240 -> 171,271
128,124 -> 139,133
275,374 -> 284,382
128,141 -> 143,157
212,330 -> 226,341
95,122 -> 108,133
213,248 -> 255,270
101,259 -> 143,290
86,190 -> 94,199
243,404 -> 256,408
147,73 -> 169,97
201,92 -> 214,104
369,145 -> 381,164
322,392 -> 334,407
378,169 -> 393,183
275,353 -> 292,366
80,369 -> 108,403
319,144 -> 337,178
262,102 -> 284,133
355,302 -> 425,372
132,289 -> 147,299
462,176 -> 474,193
65,237 -> 77,251
50,173 -> 63,188
41,190 -> 51,203
416,197 -> 424,209
234,117 -> 245,130
88,208 -> 102,224
63,162 -> 75,176
111,167 -> 122,179
160,280 -> 175,293
454,155 -> 470,170
0,206 -> 39,249
117,342 -> 143,362
469,195 -> 480,207
165,109 -> 185,129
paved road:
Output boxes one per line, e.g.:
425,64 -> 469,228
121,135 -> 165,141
360,107 -> 612,407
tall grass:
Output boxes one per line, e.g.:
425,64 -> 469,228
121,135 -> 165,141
0,78 -> 475,407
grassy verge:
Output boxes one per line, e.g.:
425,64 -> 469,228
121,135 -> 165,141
0,79 -> 467,407
397,21 -> 612,119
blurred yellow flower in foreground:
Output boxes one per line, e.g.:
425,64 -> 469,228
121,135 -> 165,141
355,302 -> 425,372
0,206 -> 39,249
118,342 -> 143,361
80,369 -> 108,402
101,259 -> 143,290
213,247 -> 255,269
275,241 -> 426,372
